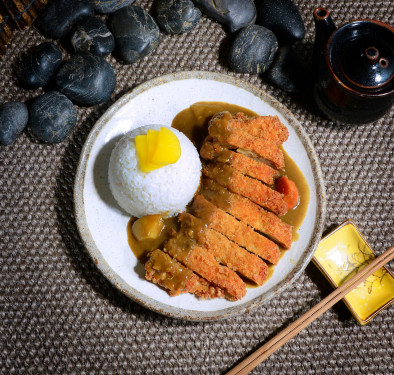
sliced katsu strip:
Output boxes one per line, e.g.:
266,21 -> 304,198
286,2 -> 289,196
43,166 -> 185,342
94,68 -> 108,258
227,112 -> 289,144
163,235 -> 246,300
192,195 -> 280,264
145,249 -> 225,299
203,163 -> 288,216
208,112 -> 285,169
201,178 -> 293,249
179,213 -> 268,285
200,140 -> 278,185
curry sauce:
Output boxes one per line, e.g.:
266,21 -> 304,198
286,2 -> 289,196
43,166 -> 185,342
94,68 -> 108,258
172,102 -> 258,149
127,101 -> 310,291
127,216 -> 178,263
172,101 -> 310,238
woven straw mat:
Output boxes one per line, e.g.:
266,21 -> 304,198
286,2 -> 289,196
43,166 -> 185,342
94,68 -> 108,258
0,0 -> 393,374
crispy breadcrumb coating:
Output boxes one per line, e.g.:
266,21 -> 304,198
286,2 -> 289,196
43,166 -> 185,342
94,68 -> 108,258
145,249 -> 225,299
179,212 -> 268,285
192,195 -> 281,264
200,139 -> 278,185
202,178 -> 293,249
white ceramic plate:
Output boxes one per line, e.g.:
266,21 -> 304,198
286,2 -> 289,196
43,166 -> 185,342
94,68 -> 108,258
74,71 -> 326,321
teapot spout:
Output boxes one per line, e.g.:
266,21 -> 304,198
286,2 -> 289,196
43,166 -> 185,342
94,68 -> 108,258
313,8 -> 336,44
313,8 -> 336,73
313,8 -> 336,79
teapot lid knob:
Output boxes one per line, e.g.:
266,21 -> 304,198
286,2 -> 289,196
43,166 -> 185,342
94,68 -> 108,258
365,47 -> 390,69
365,47 -> 379,63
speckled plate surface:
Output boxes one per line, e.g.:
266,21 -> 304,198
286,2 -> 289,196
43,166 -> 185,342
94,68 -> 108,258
74,71 -> 326,321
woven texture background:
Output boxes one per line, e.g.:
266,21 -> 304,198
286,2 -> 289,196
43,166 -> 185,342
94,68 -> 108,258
1,1 -> 393,374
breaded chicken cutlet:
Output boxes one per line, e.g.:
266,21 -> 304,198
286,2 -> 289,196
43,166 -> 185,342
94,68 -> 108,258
145,249 -> 225,299
208,111 -> 285,169
220,112 -> 289,144
144,111 -> 296,300
203,163 -> 288,216
164,234 -> 246,300
201,178 -> 293,249
192,195 -> 281,264
179,212 -> 268,285
200,140 -> 278,185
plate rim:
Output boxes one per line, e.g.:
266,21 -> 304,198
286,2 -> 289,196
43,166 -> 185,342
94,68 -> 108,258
74,71 -> 327,321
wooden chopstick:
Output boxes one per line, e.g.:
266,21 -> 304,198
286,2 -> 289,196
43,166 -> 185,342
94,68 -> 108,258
226,246 -> 394,375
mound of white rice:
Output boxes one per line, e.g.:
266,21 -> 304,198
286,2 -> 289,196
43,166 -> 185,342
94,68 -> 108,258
108,125 -> 202,218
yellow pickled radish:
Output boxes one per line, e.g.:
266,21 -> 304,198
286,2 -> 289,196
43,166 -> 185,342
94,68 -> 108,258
151,127 -> 181,165
134,135 -> 161,172
135,127 -> 181,172
147,129 -> 159,159
134,134 -> 146,167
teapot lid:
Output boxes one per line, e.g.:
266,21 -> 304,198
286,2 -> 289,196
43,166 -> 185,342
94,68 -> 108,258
328,20 -> 394,92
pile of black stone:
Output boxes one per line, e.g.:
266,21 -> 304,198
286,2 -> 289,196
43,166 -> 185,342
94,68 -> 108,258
0,0 -> 308,146
207,0 -> 308,94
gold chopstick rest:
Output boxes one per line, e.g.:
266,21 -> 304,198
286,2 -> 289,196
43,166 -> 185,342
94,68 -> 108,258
312,219 -> 394,325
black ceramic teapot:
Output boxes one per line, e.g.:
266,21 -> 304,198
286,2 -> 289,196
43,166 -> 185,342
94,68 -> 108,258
313,8 -> 393,123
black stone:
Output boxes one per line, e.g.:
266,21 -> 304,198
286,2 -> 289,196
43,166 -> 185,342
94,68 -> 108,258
265,46 -> 310,94
0,102 -> 28,145
109,5 -> 160,64
155,0 -> 201,34
70,17 -> 115,56
193,0 -> 256,33
40,0 -> 94,39
29,92 -> 77,144
92,0 -> 135,13
56,53 -> 116,105
256,0 -> 305,45
229,25 -> 278,74
20,42 -> 62,88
